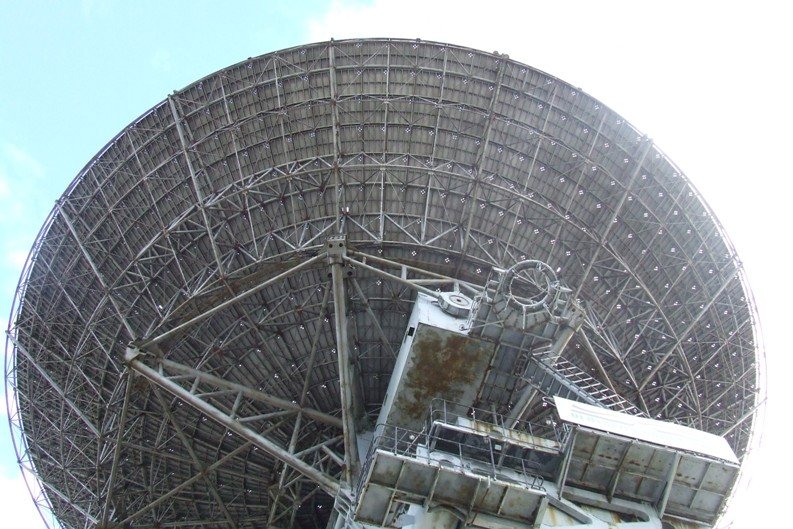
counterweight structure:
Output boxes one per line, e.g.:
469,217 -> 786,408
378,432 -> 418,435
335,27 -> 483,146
5,39 -> 762,529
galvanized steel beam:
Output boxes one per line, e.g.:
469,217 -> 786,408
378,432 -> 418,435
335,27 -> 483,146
125,350 -> 343,498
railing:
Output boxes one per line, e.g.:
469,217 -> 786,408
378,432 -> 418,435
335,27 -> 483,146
356,424 -> 426,500
359,423 -> 546,498
372,423 -> 429,457
427,398 -> 569,446
357,398 -> 568,499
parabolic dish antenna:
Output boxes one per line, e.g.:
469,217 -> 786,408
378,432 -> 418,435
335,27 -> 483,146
6,39 -> 761,529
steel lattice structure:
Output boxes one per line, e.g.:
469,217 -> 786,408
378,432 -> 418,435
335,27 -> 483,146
5,39 -> 761,529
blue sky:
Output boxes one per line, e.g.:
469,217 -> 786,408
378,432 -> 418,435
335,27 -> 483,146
1,1 -> 790,527
0,0 -> 328,271
1,2 -> 334,524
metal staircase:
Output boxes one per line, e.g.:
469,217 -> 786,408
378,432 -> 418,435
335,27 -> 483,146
523,354 -> 642,416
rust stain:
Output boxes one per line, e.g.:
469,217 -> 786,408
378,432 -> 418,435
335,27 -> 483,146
472,420 -> 496,435
400,330 -> 482,420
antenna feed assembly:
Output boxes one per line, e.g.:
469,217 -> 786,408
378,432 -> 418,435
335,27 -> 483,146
492,260 -> 569,330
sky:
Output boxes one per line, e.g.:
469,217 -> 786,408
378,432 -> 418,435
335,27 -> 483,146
1,1 -> 790,527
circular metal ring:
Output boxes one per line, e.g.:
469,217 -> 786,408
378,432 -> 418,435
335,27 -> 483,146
503,260 -> 558,312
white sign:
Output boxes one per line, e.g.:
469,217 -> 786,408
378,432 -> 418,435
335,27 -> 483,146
554,396 -> 739,464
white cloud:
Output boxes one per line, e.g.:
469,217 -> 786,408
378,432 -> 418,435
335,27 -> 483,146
6,249 -> 29,270
0,143 -> 48,225
151,49 -> 173,72
80,0 -> 114,20
0,168 -> 9,199
0,472 -> 49,528
80,0 -> 97,18
2,143 -> 45,180
1,398 -> 48,528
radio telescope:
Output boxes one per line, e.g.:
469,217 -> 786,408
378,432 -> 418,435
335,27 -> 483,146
6,39 -> 761,529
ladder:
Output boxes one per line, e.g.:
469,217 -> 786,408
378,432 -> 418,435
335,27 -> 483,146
523,355 -> 642,416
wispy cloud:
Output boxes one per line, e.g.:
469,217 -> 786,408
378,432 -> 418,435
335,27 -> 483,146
80,0 -> 114,20
80,0 -> 96,18
151,49 -> 173,72
0,389 -> 35,528
0,143 -> 46,226
0,470 -> 49,527
1,143 -> 44,180
6,249 -> 28,270
0,168 -> 8,200
0,142 -> 47,319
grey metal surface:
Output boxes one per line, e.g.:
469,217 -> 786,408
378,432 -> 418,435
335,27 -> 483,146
5,39 -> 761,529
355,424 -> 548,527
565,427 -> 738,524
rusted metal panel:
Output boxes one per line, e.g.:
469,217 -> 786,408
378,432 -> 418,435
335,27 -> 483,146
461,417 -> 562,452
385,323 -> 495,431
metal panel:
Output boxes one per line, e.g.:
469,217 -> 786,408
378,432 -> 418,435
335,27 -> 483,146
356,450 -> 545,526
562,426 -> 738,524
555,397 -> 738,463
384,323 -> 495,431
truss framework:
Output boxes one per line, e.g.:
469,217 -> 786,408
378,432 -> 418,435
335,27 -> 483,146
5,39 -> 762,529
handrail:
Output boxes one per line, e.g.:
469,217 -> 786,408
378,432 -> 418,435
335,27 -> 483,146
426,397 -> 569,446
358,422 -> 549,500
356,397 -> 568,500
